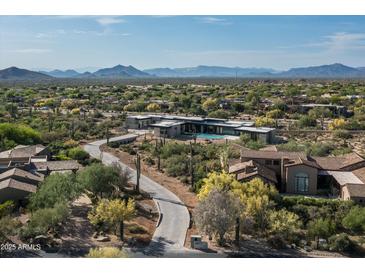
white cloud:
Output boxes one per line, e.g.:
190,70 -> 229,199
198,17 -> 231,25
325,32 -> 365,51
96,17 -> 125,26
279,32 -> 365,52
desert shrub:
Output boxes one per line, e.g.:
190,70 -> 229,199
297,115 -> 317,128
342,206 -> 365,233
0,216 -> 21,242
267,234 -> 287,249
164,155 -> 189,177
308,142 -> 334,157
332,146 -> 352,155
159,142 -> 188,159
67,147 -> 90,161
328,233 -> 353,252
208,109 -> 231,119
0,201 -> 15,218
307,218 -> 336,240
29,173 -> 80,210
277,140 -> 306,152
333,130 -> 352,139
138,140 -> 153,151
86,247 -> 128,258
144,156 -> 155,166
119,144 -> 136,155
21,203 -> 69,239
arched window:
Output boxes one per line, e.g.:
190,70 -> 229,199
295,172 -> 309,193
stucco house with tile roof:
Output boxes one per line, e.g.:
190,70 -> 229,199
229,148 -> 365,204
0,168 -> 43,203
0,144 -> 82,204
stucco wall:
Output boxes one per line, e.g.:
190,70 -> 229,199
285,164 -> 318,195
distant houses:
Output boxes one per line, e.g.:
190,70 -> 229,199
0,144 -> 81,204
126,114 -> 276,143
229,148 -> 365,204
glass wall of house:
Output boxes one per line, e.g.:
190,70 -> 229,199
295,172 -> 309,193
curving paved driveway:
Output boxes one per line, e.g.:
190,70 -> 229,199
84,136 -> 190,257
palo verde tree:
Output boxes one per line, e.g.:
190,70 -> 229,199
88,198 -> 135,241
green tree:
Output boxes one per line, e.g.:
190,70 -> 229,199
77,163 -> 129,201
267,209 -> 302,242
88,199 -> 135,241
297,115 -> 317,128
29,173 -> 81,210
255,116 -> 276,127
308,107 -> 331,130
67,147 -> 90,161
194,189 -> 242,245
197,171 -> 242,200
307,218 -> 336,241
342,206 -> 365,233
146,103 -> 161,112
202,98 -> 219,112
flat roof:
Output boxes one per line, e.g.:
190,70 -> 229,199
301,104 -> 345,108
127,114 -> 262,130
236,126 -> 275,133
150,120 -> 185,128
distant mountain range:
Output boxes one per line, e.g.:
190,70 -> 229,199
40,69 -> 81,78
2,63 -> 365,80
144,66 -> 277,77
0,67 -> 53,80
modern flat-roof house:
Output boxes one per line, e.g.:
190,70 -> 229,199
126,114 -> 276,143
299,104 -> 349,117
229,149 -> 365,204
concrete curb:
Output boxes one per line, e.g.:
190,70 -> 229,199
155,200 -> 163,227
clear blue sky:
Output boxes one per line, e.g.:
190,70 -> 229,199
1,16 -> 365,71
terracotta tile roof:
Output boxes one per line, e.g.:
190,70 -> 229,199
0,145 -> 47,159
229,160 -> 254,174
284,157 -> 321,169
0,178 -> 37,193
232,160 -> 278,184
33,160 -> 80,171
241,149 -> 307,160
312,153 -> 365,171
353,167 -> 365,183
0,168 -> 44,183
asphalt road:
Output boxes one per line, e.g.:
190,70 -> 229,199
84,135 -> 191,257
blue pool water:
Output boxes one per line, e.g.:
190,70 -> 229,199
195,133 -> 227,140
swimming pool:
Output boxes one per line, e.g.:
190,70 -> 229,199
195,133 -> 227,140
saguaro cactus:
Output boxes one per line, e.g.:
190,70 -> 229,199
155,139 -> 161,171
235,217 -> 240,247
135,153 -> 141,193
189,141 -> 194,188
106,126 -> 110,145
